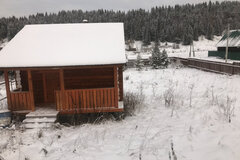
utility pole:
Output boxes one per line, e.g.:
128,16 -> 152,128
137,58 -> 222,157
192,42 -> 195,57
225,24 -> 230,63
189,45 -> 191,57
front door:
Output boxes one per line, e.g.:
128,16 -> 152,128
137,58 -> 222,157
43,71 -> 60,103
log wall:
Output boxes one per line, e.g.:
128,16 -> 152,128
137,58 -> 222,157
64,67 -> 114,90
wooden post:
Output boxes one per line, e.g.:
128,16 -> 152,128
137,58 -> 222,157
59,69 -> 65,111
27,70 -> 35,111
225,24 -> 230,63
42,73 -> 47,103
4,70 -> 11,110
114,66 -> 119,108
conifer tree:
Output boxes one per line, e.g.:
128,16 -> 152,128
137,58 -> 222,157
151,41 -> 168,69
151,41 -> 161,69
160,49 -> 169,68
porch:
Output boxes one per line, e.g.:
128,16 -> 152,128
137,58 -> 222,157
4,66 -> 123,114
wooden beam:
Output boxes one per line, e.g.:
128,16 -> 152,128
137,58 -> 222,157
59,69 -> 65,91
27,70 -> 35,111
59,69 -> 65,111
59,107 -> 124,114
4,70 -> 11,110
42,73 -> 47,103
0,64 -> 124,71
114,66 -> 119,108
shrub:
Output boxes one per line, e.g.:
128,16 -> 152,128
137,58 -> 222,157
163,86 -> 175,108
123,92 -> 144,116
216,96 -> 235,123
135,54 -> 144,71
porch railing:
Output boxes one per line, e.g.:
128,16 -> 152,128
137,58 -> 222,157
10,91 -> 33,111
55,88 -> 117,112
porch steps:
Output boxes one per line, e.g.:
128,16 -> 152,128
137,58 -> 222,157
22,108 -> 59,129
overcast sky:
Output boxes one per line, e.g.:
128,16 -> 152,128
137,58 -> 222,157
0,0 -> 229,18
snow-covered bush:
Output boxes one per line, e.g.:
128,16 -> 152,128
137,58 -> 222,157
135,53 -> 144,71
163,80 -> 184,117
169,141 -> 178,160
163,86 -> 175,108
188,84 -> 194,107
216,96 -> 235,123
124,92 -> 144,116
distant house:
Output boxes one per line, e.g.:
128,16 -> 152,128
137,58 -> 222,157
208,30 -> 240,60
0,23 -> 126,114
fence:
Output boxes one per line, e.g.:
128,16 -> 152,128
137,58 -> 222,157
171,57 -> 240,75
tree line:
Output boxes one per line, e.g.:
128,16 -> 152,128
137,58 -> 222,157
0,1 -> 240,45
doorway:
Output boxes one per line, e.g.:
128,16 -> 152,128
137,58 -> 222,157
32,70 -> 60,108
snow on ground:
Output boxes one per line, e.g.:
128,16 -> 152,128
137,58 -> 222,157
1,67 -> 240,160
126,36 -> 240,63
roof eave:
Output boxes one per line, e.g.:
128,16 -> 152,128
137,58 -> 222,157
0,63 -> 126,71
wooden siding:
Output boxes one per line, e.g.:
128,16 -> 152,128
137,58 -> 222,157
64,68 -> 114,90
10,91 -> 33,111
55,88 -> 119,113
118,66 -> 123,101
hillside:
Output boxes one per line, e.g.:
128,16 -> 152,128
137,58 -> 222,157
0,1 -> 240,44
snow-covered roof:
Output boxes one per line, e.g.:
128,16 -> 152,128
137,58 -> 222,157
217,30 -> 240,47
0,23 -> 126,68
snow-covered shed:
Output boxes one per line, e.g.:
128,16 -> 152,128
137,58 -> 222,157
0,23 -> 126,114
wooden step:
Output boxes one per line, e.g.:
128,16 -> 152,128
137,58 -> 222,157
24,123 -> 54,129
26,114 -> 57,118
23,108 -> 59,129
26,111 -> 59,118
23,117 -> 57,124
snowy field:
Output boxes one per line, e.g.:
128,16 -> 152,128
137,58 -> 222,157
1,67 -> 240,160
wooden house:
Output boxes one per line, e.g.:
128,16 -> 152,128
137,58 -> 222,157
208,30 -> 240,60
0,23 -> 126,114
